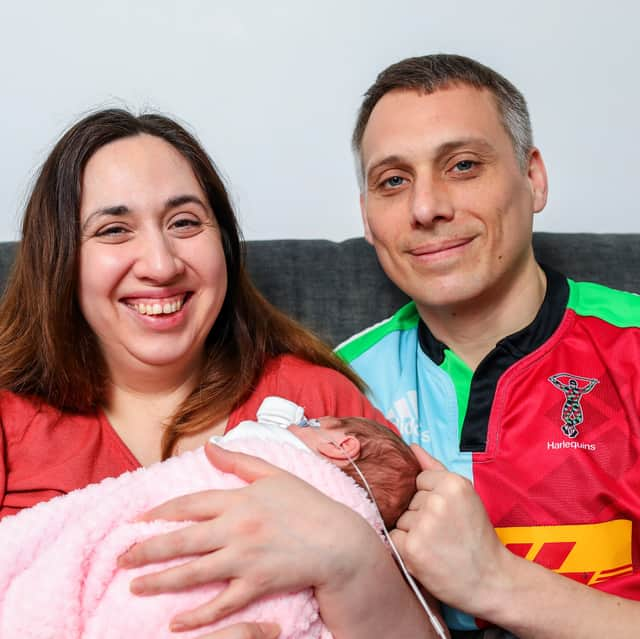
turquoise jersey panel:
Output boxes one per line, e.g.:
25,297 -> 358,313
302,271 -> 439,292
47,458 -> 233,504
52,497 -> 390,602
337,314 -> 474,481
337,311 -> 478,631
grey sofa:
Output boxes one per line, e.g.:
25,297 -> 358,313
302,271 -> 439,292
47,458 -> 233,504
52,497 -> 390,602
1,233 -> 639,346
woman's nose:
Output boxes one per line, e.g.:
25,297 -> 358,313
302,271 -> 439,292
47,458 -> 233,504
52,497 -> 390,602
132,232 -> 185,282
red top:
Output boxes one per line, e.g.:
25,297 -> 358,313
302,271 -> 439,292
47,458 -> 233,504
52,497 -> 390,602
0,355 -> 391,519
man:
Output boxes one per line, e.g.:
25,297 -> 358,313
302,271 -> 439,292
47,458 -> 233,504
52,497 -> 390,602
337,54 -> 640,638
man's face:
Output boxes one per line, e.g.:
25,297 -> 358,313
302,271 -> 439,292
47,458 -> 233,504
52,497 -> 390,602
359,85 -> 548,316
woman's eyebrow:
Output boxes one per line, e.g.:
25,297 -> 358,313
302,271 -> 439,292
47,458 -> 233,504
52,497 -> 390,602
81,205 -> 129,231
81,195 -> 209,231
165,194 -> 208,210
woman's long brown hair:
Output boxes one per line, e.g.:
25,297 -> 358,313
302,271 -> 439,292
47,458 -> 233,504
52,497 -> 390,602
0,109 -> 363,458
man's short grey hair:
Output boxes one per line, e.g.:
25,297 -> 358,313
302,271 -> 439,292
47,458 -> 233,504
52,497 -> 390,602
352,54 -> 533,191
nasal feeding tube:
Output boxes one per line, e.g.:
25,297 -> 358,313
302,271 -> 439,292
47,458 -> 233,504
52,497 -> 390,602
296,419 -> 448,639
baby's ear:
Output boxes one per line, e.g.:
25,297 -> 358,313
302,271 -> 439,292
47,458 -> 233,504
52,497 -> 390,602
317,434 -> 361,467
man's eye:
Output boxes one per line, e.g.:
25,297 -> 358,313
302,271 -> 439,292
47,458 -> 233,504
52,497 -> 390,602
453,160 -> 475,172
384,176 -> 406,188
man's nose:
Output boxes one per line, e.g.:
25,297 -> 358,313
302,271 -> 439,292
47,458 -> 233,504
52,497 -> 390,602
410,176 -> 454,227
132,231 -> 185,282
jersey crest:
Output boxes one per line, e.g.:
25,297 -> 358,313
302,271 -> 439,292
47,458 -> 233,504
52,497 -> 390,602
548,373 -> 599,438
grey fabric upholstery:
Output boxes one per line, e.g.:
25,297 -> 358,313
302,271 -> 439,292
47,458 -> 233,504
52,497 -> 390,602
245,238 -> 409,346
1,233 -> 638,346
0,242 -> 17,288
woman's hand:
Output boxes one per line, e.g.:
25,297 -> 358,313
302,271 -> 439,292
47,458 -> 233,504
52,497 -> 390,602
117,442 -> 383,633
191,622 -> 280,639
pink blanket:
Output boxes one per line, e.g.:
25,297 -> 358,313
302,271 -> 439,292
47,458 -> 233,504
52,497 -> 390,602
0,437 -> 382,638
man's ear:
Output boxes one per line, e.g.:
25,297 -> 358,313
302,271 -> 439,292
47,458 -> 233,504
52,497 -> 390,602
317,434 -> 361,468
527,148 -> 548,214
360,194 -> 374,244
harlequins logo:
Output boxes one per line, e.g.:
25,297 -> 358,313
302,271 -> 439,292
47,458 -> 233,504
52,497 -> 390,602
548,373 -> 599,438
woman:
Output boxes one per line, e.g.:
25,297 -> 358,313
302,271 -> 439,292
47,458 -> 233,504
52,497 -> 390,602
0,110 -> 436,638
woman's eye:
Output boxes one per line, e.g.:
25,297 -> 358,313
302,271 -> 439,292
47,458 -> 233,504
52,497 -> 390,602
96,225 -> 127,237
172,217 -> 201,228
170,216 -> 204,235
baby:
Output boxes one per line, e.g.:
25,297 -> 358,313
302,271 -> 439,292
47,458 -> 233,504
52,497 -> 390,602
0,397 -> 420,639
221,395 -> 421,528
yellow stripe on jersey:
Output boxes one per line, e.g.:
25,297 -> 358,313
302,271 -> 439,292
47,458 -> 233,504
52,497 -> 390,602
495,520 -> 632,586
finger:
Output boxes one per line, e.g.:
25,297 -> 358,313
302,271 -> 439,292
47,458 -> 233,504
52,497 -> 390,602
205,443 -> 285,483
405,489 -> 430,511
389,528 -> 426,580
409,444 -> 447,471
119,520 -> 220,569
171,579 -> 263,630
129,547 -> 235,595
139,489 -> 229,523
389,528 -> 407,554
415,469 -> 450,492
194,622 -> 281,639
393,509 -> 419,533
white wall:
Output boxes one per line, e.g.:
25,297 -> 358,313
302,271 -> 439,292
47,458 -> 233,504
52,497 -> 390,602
2,0 -> 639,242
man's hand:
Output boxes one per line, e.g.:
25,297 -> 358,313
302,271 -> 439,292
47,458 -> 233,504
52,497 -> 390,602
391,445 -> 510,615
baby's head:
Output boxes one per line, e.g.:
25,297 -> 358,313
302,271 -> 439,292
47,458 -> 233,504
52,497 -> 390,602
288,417 -> 420,528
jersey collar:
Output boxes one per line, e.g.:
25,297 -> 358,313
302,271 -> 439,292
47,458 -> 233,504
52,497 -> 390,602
417,265 -> 569,366
418,265 -> 569,452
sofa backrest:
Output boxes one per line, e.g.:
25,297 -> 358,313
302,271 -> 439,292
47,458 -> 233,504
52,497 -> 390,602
1,233 -> 639,346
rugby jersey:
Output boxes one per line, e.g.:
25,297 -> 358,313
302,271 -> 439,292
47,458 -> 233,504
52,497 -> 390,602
337,268 -> 640,631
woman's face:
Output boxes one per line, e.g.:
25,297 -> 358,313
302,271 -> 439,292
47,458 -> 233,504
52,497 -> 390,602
78,133 -> 228,382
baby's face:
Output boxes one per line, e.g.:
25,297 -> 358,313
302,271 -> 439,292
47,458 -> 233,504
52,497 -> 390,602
287,417 -> 346,452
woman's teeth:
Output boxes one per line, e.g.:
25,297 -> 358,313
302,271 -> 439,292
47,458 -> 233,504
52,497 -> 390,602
131,297 -> 183,316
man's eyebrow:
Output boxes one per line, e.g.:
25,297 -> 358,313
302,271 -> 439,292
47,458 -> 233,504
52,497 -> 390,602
433,137 -> 496,158
366,138 -> 496,183
366,155 -> 408,183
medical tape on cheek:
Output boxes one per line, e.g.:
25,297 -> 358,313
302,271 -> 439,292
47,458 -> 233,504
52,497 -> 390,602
297,417 -> 321,428
316,430 -> 448,639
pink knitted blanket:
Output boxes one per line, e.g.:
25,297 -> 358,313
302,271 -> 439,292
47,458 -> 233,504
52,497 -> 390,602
0,438 -> 382,638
